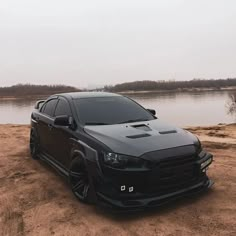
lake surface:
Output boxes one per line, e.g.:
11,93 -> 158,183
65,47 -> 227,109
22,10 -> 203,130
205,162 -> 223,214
0,91 -> 235,126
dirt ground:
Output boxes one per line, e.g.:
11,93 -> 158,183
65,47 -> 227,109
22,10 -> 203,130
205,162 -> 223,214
0,124 -> 235,236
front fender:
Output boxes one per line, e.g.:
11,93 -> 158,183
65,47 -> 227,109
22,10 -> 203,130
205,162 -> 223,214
70,140 -> 101,203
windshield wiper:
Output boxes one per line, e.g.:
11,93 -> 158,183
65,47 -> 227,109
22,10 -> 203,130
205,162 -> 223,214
117,118 -> 149,124
84,122 -> 110,126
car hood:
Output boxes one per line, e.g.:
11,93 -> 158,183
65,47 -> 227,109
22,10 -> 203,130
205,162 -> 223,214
84,119 -> 198,157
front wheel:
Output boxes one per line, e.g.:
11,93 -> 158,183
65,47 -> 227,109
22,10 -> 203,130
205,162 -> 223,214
69,157 -> 91,203
29,129 -> 40,160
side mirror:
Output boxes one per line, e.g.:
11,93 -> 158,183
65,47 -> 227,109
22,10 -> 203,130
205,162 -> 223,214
147,109 -> 156,116
54,115 -> 71,126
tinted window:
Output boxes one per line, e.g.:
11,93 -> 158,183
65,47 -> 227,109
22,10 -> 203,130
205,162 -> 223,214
55,99 -> 72,117
42,99 -> 58,117
74,96 -> 154,125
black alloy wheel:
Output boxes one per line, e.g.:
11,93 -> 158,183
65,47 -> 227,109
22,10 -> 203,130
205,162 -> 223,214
69,157 -> 90,203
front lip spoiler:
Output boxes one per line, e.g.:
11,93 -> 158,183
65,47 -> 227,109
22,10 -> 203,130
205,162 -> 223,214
97,178 -> 214,212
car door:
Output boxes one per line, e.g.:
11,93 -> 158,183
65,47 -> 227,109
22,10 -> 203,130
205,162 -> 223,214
37,98 -> 58,156
50,97 -> 75,168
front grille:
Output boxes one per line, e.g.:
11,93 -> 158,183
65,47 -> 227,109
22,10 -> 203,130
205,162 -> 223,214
159,155 -> 196,182
143,155 -> 199,195
159,155 -> 196,168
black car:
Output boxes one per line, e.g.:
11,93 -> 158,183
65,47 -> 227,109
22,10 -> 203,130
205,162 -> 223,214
30,92 -> 213,210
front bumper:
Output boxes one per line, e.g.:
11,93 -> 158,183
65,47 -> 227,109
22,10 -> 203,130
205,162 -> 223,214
97,178 -> 213,211
87,150 -> 213,211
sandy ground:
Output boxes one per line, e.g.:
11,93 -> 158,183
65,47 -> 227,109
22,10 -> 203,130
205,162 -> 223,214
0,124 -> 235,236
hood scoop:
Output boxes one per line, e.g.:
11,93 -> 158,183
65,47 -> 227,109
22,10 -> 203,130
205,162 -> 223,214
131,124 -> 152,132
126,133 -> 151,139
159,130 -> 177,135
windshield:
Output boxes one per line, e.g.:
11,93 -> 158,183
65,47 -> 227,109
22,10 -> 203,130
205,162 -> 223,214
74,96 -> 155,125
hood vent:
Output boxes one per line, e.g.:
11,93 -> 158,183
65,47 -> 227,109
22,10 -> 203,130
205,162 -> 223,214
126,133 -> 151,139
159,130 -> 177,135
131,124 -> 152,132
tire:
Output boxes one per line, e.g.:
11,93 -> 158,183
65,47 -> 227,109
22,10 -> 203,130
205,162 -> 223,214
29,128 -> 40,160
69,157 -> 91,203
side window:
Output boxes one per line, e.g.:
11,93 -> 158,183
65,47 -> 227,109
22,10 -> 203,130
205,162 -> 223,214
41,99 -> 58,117
54,99 -> 72,117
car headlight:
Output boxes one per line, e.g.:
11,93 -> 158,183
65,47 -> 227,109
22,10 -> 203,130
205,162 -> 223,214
102,152 -> 145,169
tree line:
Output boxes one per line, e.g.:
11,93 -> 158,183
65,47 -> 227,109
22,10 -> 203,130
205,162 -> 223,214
104,78 -> 236,92
0,84 -> 80,97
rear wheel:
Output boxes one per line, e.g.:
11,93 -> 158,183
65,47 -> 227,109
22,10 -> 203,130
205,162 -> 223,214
29,129 -> 40,160
69,157 -> 91,203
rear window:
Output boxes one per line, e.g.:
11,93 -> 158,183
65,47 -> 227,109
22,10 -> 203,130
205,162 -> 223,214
74,96 -> 154,125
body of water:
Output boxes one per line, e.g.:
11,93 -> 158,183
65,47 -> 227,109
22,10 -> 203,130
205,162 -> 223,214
0,91 -> 235,126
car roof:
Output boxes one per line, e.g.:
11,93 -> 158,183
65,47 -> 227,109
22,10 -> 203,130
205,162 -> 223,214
54,92 -> 121,100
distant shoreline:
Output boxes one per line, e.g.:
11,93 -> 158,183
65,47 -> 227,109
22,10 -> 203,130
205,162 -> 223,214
117,86 -> 236,94
0,95 -> 48,101
0,84 -> 79,100
0,86 -> 236,100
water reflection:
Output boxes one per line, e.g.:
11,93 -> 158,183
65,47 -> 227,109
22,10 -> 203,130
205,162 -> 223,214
0,91 -> 235,126
0,99 -> 37,124
128,90 -> 235,126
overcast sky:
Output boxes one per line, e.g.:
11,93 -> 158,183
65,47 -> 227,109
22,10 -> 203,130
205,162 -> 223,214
1,0 -> 236,88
